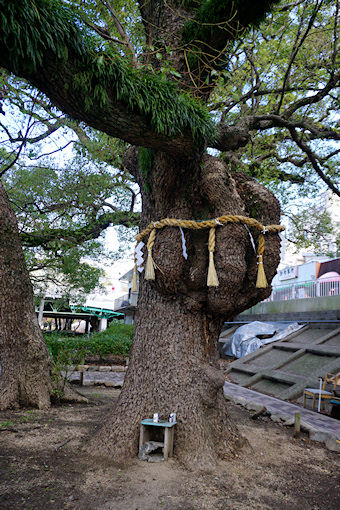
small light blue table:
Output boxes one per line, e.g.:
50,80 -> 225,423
139,419 -> 177,460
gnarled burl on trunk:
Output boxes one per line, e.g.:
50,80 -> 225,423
89,150 -> 281,468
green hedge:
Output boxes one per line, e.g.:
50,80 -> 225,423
44,321 -> 134,361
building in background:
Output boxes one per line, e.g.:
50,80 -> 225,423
35,259 -> 132,332
112,268 -> 138,325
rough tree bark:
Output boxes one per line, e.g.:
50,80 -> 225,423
0,182 -> 52,410
89,150 -> 281,468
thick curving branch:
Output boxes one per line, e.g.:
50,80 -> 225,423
19,211 -> 141,249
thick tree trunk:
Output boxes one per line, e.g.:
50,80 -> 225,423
90,151 -> 281,467
0,182 -> 52,410
91,283 -> 241,469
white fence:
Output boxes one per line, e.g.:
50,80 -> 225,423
268,279 -> 340,302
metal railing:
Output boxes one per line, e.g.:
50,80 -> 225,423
267,280 -> 340,302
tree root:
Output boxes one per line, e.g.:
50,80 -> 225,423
57,382 -> 89,405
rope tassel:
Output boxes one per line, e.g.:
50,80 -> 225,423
207,227 -> 219,287
256,233 -> 268,288
145,228 -> 156,281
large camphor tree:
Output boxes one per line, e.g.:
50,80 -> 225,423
0,0 -> 339,466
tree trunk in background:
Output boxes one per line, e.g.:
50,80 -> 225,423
90,151 -> 281,467
0,181 -> 51,410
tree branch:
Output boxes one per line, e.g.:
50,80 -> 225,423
2,119 -> 66,145
282,73 -> 340,119
100,0 -> 140,68
0,115 -> 35,176
20,211 -> 141,249
289,126 -> 340,197
82,19 -> 129,47
276,0 -> 322,114
220,51 -> 260,121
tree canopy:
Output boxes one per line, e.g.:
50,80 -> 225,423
1,1 -> 338,203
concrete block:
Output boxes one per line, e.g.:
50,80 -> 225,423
325,437 -> 340,452
301,421 -> 314,434
104,381 -> 116,387
99,366 -> 111,372
271,414 -> 283,423
87,366 -> 99,371
78,365 -> 89,371
233,396 -> 248,406
111,365 -> 126,372
309,430 -> 331,443
278,413 -> 291,423
245,402 -> 266,413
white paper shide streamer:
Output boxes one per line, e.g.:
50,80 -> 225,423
244,224 -> 256,253
179,227 -> 188,259
135,241 -> 145,272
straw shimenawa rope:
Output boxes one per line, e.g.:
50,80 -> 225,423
132,215 -> 285,289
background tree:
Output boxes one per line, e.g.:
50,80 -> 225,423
212,0 -> 340,247
0,0 -> 339,467
1,71 -> 140,296
0,71 -> 139,408
286,204 -> 340,256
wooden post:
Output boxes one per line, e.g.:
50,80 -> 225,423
251,406 -> 266,420
294,412 -> 301,438
163,427 -> 172,460
139,424 -> 150,450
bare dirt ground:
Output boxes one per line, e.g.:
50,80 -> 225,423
1,387 -> 339,510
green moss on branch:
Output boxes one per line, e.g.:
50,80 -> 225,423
0,0 -> 215,143
180,0 -> 281,66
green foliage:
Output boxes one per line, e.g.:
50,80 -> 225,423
3,149 -> 139,299
213,0 -> 340,222
182,1 -> 277,41
48,341 -> 89,402
287,204 -> 340,257
0,420 -> 14,428
44,321 -> 134,361
68,0 -> 144,56
0,0 -> 215,143
139,148 -> 154,194
139,148 -> 155,177
181,0 -> 280,69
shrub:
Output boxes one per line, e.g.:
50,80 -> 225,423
44,321 -> 134,362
